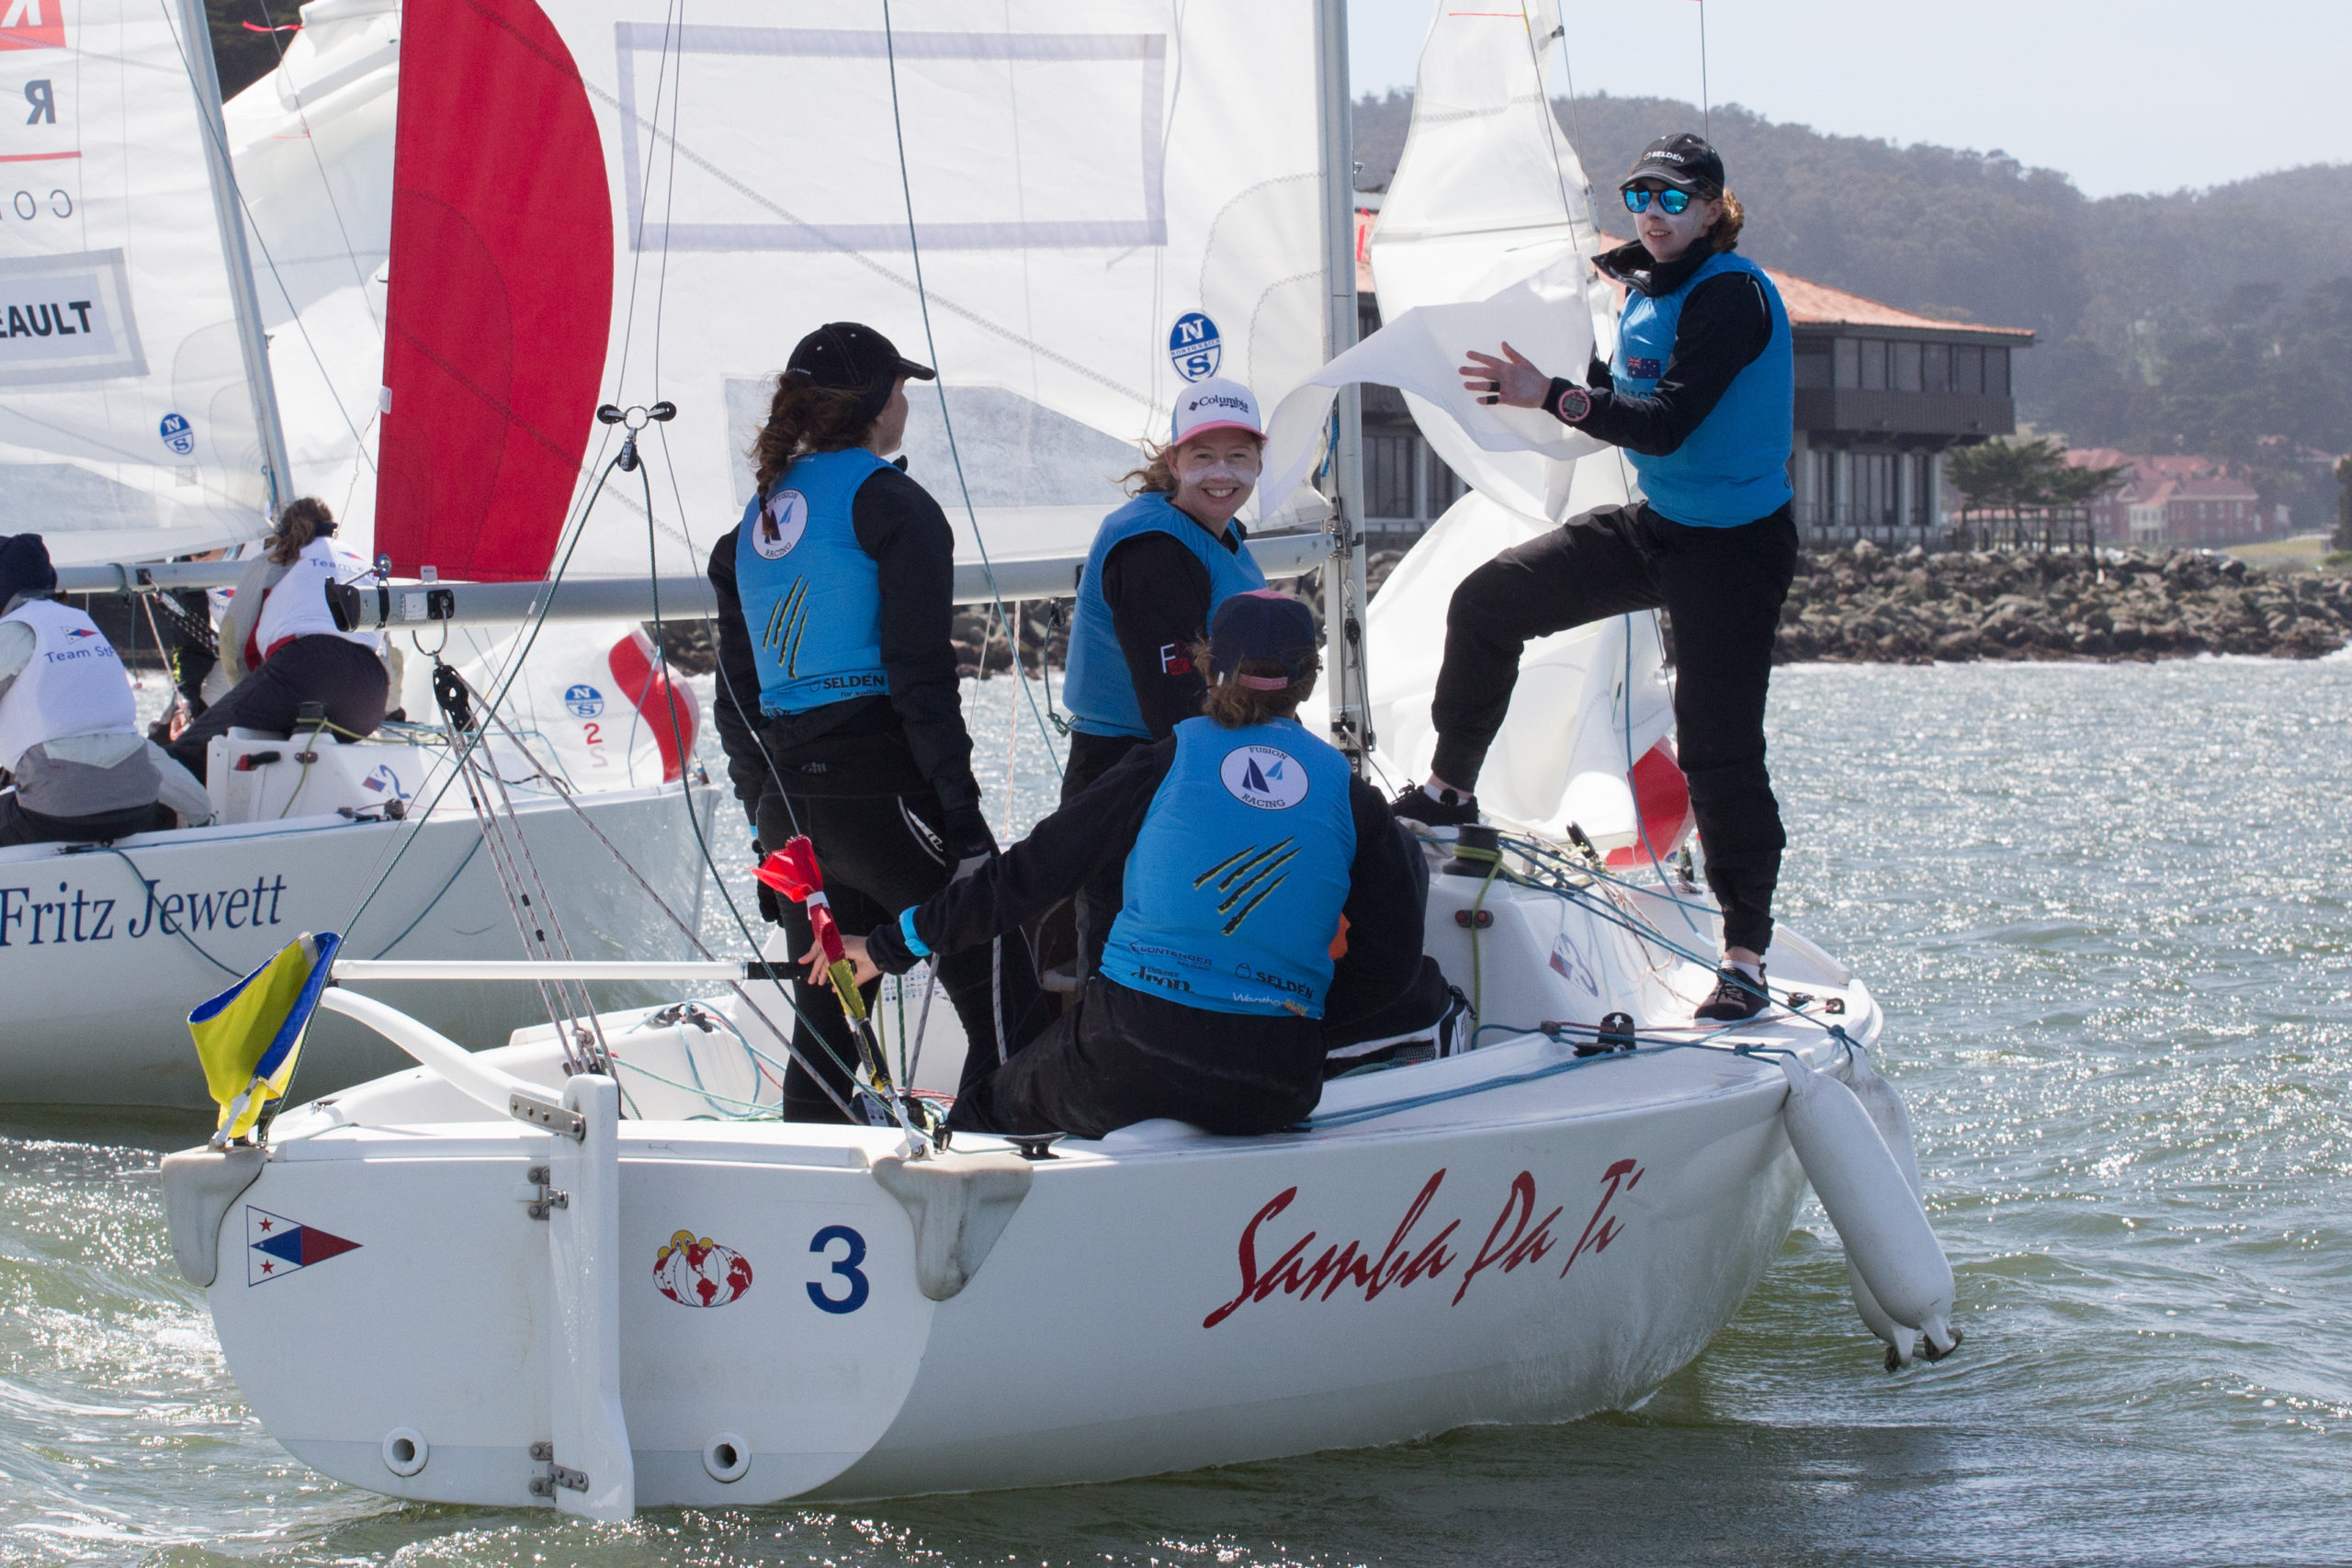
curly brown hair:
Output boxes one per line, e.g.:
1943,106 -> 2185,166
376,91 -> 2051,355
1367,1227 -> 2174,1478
1190,640 -> 1322,727
266,496 -> 336,567
1709,188 -> 1746,253
750,375 -> 881,495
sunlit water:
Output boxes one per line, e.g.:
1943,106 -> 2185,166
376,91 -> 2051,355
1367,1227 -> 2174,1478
7,658 -> 2350,1566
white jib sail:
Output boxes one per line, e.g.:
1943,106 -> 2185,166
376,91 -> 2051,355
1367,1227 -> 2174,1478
1303,2 -> 1673,839
547,0 -> 1332,577
224,0 -> 399,548
0,0 -> 276,564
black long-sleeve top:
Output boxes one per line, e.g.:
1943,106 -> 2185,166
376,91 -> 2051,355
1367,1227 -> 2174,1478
866,732 -> 1425,1025
1096,513 -> 1250,739
1544,239 -> 1773,457
708,463 -> 978,820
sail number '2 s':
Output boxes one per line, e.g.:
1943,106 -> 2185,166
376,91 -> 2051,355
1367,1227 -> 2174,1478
807,1224 -> 869,1314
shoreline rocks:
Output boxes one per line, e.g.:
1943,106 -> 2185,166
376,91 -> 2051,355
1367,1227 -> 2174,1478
1772,540 -> 2352,664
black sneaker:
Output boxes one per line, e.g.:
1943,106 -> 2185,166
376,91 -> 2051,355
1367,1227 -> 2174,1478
1390,784 -> 1479,829
1694,964 -> 1769,1021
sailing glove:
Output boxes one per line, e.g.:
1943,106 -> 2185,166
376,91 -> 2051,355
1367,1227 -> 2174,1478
942,802 -> 996,886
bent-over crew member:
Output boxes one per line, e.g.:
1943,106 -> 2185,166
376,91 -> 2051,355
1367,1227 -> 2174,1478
0,533 -> 209,845
1397,132 -> 1798,1022
834,592 -> 1433,1139
709,321 -> 1048,1122
169,498 -> 390,783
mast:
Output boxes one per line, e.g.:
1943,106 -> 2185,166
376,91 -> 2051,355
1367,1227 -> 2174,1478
1315,0 -> 1374,773
175,0 -> 297,518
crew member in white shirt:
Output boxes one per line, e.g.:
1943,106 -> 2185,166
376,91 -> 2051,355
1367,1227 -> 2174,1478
0,534 -> 210,847
167,499 -> 390,784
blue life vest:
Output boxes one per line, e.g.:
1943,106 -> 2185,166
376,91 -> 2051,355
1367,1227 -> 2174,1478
734,448 -> 893,716
1611,250 -> 1794,528
1099,716 -> 1357,1020
1063,493 -> 1266,739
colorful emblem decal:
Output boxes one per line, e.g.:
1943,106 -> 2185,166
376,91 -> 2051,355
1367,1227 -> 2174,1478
62,626 -> 96,638
753,490 -> 808,559
561,682 -> 605,718
246,1207 -> 361,1285
1219,744 -> 1306,810
159,412 -> 195,457
1168,310 -> 1221,381
654,1229 -> 753,1308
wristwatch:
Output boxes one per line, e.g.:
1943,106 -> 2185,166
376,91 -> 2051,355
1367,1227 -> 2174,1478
1552,382 -> 1593,424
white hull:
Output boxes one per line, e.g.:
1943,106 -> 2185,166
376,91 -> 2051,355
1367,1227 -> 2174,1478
187,858 -> 1887,1503
0,782 -> 716,1106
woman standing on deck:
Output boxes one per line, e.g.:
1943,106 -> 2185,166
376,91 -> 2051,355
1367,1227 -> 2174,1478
1396,132 -> 1798,1022
707,321 -> 1048,1122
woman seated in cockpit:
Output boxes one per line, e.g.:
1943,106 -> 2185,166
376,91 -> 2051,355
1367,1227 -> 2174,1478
829,592 -> 1440,1140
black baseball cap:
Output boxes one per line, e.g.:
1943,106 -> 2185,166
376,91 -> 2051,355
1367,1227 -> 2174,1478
1210,591 -> 1319,688
1621,133 -> 1724,196
784,321 -> 936,391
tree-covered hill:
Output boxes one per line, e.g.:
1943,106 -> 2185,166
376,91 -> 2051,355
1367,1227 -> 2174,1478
1356,92 -> 2352,521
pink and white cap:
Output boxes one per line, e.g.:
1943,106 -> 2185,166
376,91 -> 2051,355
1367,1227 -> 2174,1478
1170,378 -> 1263,446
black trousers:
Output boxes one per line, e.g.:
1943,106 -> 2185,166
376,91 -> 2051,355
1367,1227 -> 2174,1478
1430,502 -> 1799,954
755,789 -> 1051,1122
169,636 -> 390,784
0,795 -> 164,847
1057,729 -> 1148,981
947,975 -> 1325,1141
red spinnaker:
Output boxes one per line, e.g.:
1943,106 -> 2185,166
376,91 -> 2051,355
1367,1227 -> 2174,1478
377,0 -> 613,582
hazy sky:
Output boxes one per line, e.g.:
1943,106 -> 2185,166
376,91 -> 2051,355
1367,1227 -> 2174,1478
1347,0 -> 2352,198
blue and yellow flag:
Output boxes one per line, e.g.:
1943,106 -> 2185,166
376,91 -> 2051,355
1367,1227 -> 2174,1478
187,931 -> 341,1145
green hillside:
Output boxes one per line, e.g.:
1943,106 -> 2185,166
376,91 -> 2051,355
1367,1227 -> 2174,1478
1356,92 -> 2352,522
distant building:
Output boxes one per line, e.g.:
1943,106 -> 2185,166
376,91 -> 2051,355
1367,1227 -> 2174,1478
2065,450 -> 2270,546
1351,208 -> 2035,540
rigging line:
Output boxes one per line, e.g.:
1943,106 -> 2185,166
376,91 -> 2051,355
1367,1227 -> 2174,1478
878,0 -> 1065,783
650,423 -> 805,843
330,444 -> 628,935
632,442 -> 866,1123
581,74 -> 1145,412
246,0 -> 380,331
608,0 -> 687,399
156,0 -> 377,477
1697,0 -> 1710,141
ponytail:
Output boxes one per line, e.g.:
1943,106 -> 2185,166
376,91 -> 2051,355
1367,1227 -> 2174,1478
266,496 -> 336,567
751,374 -> 882,494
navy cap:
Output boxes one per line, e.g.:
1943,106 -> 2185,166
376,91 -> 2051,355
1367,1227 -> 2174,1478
1209,590 -> 1318,689
1622,132 -> 1724,196
785,321 -> 936,391
0,533 -> 56,604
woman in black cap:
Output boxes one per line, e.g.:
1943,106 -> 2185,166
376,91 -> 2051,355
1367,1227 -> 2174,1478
167,497 -> 390,783
1399,131 -> 1797,1023
822,591 -> 1435,1140
708,321 -> 1048,1122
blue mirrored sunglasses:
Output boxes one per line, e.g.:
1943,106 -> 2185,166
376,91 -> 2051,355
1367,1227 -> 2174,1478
1622,186 -> 1693,215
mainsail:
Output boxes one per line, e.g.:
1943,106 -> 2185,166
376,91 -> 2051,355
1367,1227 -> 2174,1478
0,0 -> 283,564
374,0 -> 1337,584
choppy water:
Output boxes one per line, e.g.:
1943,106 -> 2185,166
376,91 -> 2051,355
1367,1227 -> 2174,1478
7,658 -> 2350,1566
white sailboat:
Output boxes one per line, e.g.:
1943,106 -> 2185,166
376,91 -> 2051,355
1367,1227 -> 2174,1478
0,0 -> 716,1106
163,0 -> 1960,1516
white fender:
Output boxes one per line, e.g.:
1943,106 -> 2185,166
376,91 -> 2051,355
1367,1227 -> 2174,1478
1777,1053 -> 1956,1359
1843,1045 -> 1932,1367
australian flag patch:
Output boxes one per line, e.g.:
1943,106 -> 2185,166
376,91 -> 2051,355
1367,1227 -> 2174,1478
1624,355 -> 1664,378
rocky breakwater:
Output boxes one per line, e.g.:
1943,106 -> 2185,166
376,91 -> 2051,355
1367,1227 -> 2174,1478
1776,541 -> 2352,664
